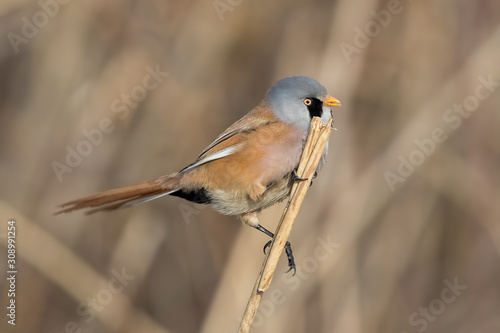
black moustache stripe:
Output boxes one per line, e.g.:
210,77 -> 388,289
307,97 -> 323,119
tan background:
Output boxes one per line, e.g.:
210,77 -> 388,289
1,0 -> 500,332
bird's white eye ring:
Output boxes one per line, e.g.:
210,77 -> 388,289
304,98 -> 312,106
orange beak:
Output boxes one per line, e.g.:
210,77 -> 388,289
323,96 -> 341,107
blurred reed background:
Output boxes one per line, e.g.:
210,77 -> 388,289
1,0 -> 499,332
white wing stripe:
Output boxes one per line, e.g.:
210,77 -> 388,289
182,144 -> 242,172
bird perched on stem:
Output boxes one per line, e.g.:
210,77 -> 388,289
56,75 -> 341,273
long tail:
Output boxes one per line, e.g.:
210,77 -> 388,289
55,174 -> 181,215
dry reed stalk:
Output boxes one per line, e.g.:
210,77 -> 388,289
237,117 -> 334,333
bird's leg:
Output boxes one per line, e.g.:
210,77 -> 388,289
255,224 -> 296,275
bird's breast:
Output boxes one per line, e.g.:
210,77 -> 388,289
211,123 -> 306,214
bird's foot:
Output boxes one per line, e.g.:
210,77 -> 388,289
292,170 -> 308,182
284,242 -> 296,275
263,240 -> 296,275
310,171 -> 318,187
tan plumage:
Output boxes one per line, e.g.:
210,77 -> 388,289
55,76 -> 341,272
55,100 -> 302,217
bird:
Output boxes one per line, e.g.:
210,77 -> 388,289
55,75 -> 341,273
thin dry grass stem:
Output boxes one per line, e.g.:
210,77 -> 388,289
237,117 -> 334,333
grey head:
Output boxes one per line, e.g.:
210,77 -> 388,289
267,76 -> 339,132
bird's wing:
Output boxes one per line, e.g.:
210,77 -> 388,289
180,106 -> 278,172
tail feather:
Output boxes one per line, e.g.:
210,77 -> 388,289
55,174 -> 180,215
83,190 -> 176,215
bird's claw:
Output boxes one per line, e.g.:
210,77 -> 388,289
310,171 -> 318,187
263,240 -> 272,254
262,240 -> 296,275
284,241 -> 296,275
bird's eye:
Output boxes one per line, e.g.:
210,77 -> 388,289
303,98 -> 312,106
